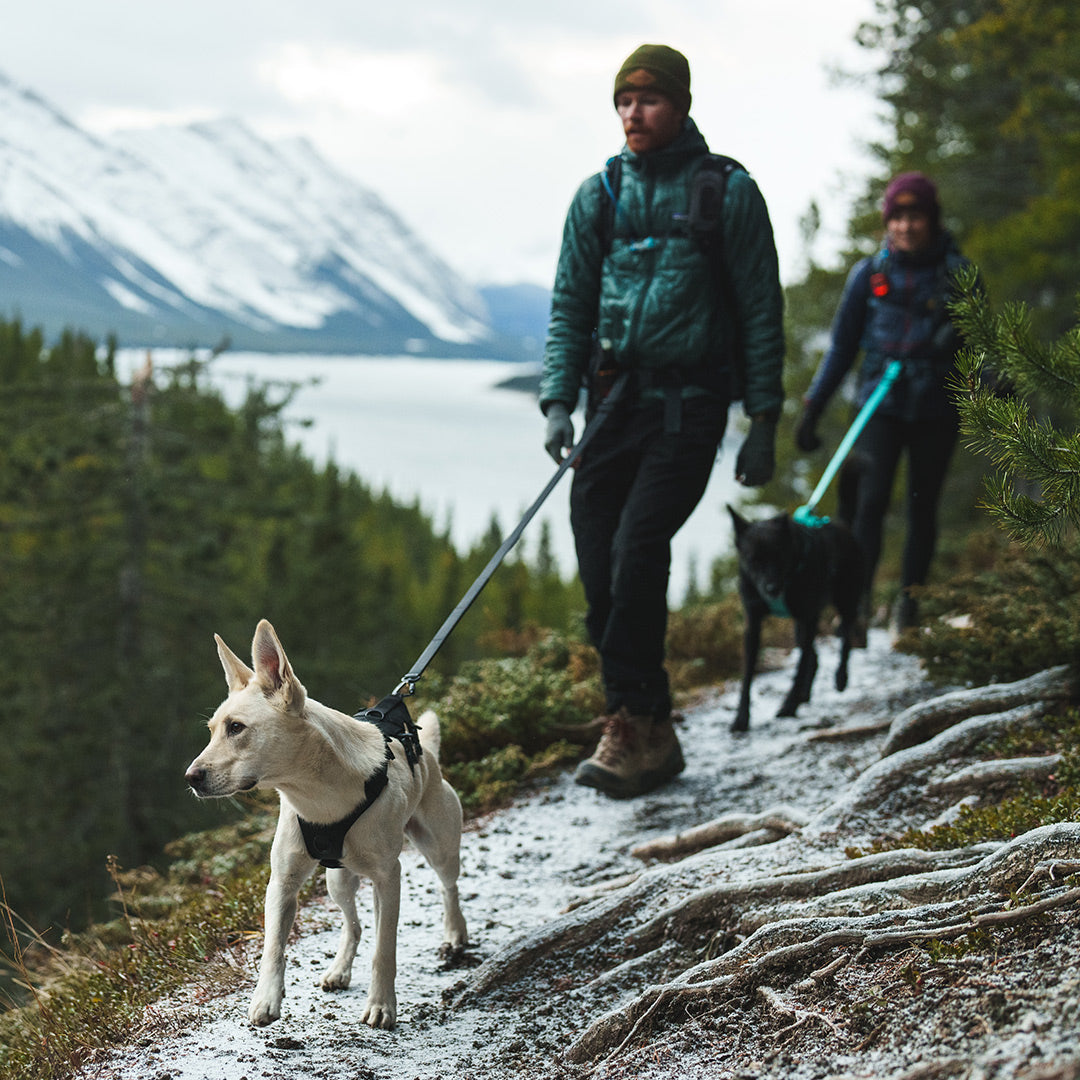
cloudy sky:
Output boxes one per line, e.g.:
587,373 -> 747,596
3,0 -> 884,288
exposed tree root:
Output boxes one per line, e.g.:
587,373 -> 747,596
455,840 -> 805,1003
568,833 -> 1080,1065
926,754 -> 1061,799
630,805 -> 810,862
809,701 -> 1057,837
625,845 -> 995,955
806,719 -> 892,742
880,664 -> 1074,756
451,665 -> 1080,1074
755,984 -> 843,1042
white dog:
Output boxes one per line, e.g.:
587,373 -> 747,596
185,619 -> 468,1029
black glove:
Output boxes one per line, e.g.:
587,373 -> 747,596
794,401 -> 823,452
735,417 -> 776,487
543,403 -> 574,464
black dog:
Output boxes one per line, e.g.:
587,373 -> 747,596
727,491 -> 864,733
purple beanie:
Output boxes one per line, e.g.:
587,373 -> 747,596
882,172 -> 940,227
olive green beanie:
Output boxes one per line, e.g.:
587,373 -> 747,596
613,44 -> 691,114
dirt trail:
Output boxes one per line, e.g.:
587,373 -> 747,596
89,632 -> 1072,1080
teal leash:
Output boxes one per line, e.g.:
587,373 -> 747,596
793,359 -> 902,527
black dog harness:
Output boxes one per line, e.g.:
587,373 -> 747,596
296,693 -> 423,869
752,520 -> 817,619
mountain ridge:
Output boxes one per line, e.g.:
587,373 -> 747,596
0,71 -> 542,357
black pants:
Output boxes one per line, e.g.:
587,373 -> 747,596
851,411 -> 959,598
570,397 -> 728,719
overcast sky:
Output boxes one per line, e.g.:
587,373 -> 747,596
2,0 -> 884,288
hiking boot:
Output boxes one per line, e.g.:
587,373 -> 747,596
574,708 -> 685,799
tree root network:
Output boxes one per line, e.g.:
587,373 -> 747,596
452,665 -> 1080,1074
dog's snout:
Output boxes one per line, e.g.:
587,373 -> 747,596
186,764 -> 208,791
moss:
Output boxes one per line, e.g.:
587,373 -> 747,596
923,929 -> 995,962
0,815 -> 311,1080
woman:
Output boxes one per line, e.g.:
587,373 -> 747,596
794,172 -> 970,632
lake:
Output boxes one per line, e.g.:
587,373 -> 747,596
117,351 -> 745,601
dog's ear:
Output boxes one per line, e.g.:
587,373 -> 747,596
216,634 -> 254,693
251,619 -> 306,711
727,504 -> 749,538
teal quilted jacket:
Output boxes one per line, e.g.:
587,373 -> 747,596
540,119 -> 784,419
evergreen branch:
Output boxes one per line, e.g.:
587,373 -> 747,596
954,273 -> 1080,549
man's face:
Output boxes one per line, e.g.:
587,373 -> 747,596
616,90 -> 685,155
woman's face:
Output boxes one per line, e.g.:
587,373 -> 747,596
886,207 -> 934,254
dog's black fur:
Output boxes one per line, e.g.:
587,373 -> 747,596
728,465 -> 865,733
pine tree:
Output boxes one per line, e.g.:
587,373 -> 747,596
951,265 -> 1080,546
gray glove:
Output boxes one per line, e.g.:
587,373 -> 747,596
543,403 -> 574,464
735,417 -> 777,487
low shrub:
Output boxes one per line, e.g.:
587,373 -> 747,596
895,530 -> 1080,685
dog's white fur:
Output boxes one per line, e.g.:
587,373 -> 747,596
185,619 -> 468,1029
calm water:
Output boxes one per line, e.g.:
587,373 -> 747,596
118,351 -> 744,600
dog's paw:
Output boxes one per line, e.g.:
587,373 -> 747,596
438,940 -> 481,970
730,714 -> 750,734
361,998 -> 397,1029
248,993 -> 282,1026
320,966 -> 352,992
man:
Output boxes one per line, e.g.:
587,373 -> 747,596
540,44 -> 785,798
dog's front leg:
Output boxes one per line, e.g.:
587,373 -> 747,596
778,619 -> 818,717
321,867 -> 362,992
733,604 -> 763,733
249,845 -> 313,1026
360,859 -> 401,1029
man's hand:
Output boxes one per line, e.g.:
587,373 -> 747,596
543,403 -> 574,464
735,416 -> 776,487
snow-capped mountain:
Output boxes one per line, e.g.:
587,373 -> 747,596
0,71 -> 499,354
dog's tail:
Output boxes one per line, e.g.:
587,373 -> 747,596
417,709 -> 441,757
836,453 -> 867,527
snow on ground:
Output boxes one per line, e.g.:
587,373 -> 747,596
87,630 -> 938,1080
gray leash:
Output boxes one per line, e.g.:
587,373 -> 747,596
393,372 -> 629,696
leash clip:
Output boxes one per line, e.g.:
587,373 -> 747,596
394,675 -> 418,697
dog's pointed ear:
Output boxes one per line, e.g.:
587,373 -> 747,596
251,619 -> 306,711
216,634 -> 254,692
727,504 -> 749,538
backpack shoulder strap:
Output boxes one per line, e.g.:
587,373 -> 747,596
598,152 -> 743,255
691,154 -> 745,399
598,155 -> 623,255
688,154 -> 743,245
868,247 -> 890,299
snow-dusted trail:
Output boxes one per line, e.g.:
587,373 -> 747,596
89,631 -> 937,1080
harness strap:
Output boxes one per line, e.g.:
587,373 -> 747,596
359,693 -> 422,772
296,693 -> 423,868
755,520 -> 814,619
297,757 -> 390,869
